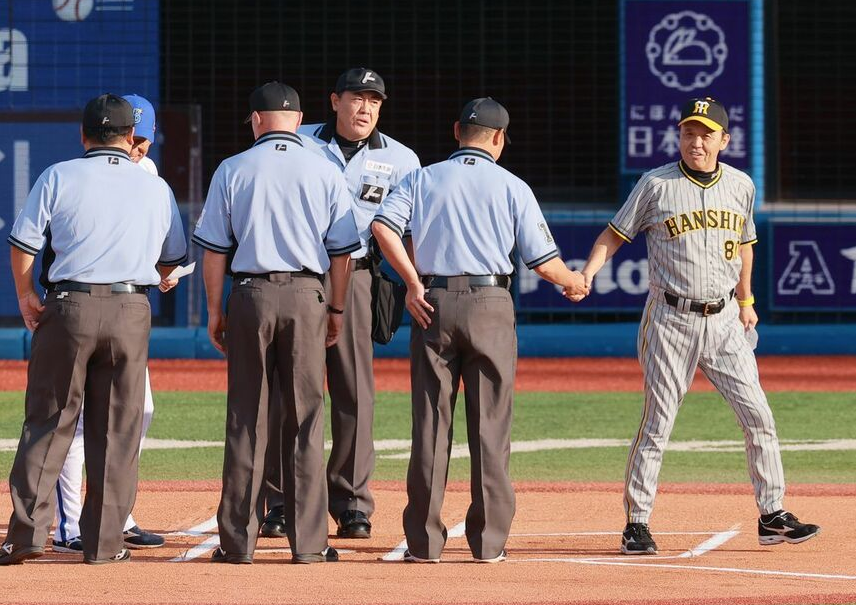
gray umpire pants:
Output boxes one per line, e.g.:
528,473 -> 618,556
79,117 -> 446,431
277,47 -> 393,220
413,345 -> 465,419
264,264 -> 375,521
6,288 -> 149,561
403,280 -> 517,561
218,274 -> 329,557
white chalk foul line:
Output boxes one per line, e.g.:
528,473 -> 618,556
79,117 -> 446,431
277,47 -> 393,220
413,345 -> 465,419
381,521 -> 466,561
171,534 -> 220,562
509,531 -> 725,537
170,514 -> 218,537
677,525 -> 740,558
511,558 -> 856,581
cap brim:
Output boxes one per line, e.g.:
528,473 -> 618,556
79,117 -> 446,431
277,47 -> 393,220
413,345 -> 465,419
678,116 -> 724,131
338,87 -> 387,100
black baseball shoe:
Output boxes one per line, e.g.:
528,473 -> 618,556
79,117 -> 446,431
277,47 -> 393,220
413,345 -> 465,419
211,546 -> 252,564
0,543 -> 44,565
402,549 -> 440,563
292,546 -> 339,564
52,537 -> 83,553
123,525 -> 165,549
84,548 -> 131,565
260,505 -> 288,538
474,549 -> 507,563
336,510 -> 371,539
758,511 -> 821,545
620,523 -> 658,555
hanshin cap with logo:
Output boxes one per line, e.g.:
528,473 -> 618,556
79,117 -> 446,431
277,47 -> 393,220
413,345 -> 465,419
82,94 -> 135,129
122,94 -> 156,142
335,68 -> 387,100
459,97 -> 511,143
678,97 -> 729,132
244,81 -> 301,123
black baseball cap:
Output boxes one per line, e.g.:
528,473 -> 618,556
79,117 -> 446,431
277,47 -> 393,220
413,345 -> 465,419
334,68 -> 387,99
82,94 -> 135,129
678,97 -> 729,132
459,97 -> 511,143
244,81 -> 301,123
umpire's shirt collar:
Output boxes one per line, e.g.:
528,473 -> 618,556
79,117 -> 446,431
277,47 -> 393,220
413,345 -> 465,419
83,147 -> 132,161
316,118 -> 383,150
253,131 -> 304,147
450,147 -> 496,164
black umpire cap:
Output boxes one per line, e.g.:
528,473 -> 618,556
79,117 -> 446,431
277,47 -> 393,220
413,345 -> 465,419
678,97 -> 729,133
335,68 -> 387,99
244,81 -> 301,123
82,94 -> 135,129
459,97 -> 511,143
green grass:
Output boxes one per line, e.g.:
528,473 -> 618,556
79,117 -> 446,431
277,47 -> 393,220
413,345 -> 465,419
1,391 -> 855,482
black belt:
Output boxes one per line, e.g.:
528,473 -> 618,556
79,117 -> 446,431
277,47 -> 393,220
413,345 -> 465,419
420,275 -> 511,289
233,270 -> 323,282
664,290 -> 733,316
353,257 -> 373,271
49,281 -> 149,294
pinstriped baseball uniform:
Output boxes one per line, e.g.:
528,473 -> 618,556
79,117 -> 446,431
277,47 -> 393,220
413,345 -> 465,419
610,160 -> 785,524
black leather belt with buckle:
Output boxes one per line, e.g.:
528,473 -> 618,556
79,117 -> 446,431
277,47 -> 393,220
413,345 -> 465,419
233,270 -> 323,282
50,281 -> 149,294
353,257 -> 373,271
420,275 -> 511,289
664,291 -> 733,316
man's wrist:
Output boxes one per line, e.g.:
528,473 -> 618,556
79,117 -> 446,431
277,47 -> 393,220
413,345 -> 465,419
327,304 -> 344,314
737,294 -> 755,307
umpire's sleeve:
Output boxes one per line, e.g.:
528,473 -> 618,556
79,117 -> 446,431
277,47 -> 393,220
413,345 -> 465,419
324,173 -> 361,256
514,183 -> 559,270
191,163 -> 234,254
372,169 -> 416,238
159,187 -> 188,266
7,167 -> 55,256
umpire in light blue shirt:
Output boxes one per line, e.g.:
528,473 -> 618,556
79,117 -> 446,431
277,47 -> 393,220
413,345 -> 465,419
254,68 -> 420,540
192,81 -> 360,565
2,94 -> 186,566
372,98 -> 589,564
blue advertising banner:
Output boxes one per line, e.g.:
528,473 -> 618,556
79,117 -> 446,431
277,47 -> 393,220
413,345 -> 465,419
621,0 -> 750,173
0,0 -> 159,109
516,222 -> 649,311
0,120 -> 81,317
770,223 -> 856,311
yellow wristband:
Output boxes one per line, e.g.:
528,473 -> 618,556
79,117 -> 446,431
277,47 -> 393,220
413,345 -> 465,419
737,295 -> 755,307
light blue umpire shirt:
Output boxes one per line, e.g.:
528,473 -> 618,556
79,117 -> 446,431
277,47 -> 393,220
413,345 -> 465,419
373,147 -> 559,276
299,122 -> 420,258
8,147 -> 187,285
192,131 -> 361,273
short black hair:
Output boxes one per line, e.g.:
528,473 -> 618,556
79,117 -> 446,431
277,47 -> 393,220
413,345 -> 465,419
459,123 -> 496,143
82,125 -> 133,145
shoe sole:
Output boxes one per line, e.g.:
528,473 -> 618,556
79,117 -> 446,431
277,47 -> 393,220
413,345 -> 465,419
474,555 -> 507,563
213,557 -> 253,564
759,528 -> 821,546
336,528 -> 371,539
52,545 -> 82,554
0,547 -> 44,565
291,556 -> 337,564
403,556 -> 440,563
123,541 -> 165,550
620,544 -> 658,555
85,551 -> 131,565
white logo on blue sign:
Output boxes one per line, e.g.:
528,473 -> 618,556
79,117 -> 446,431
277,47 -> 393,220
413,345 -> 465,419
646,11 -> 727,92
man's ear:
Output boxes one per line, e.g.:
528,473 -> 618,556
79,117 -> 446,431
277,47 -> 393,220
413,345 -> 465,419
453,121 -> 461,143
